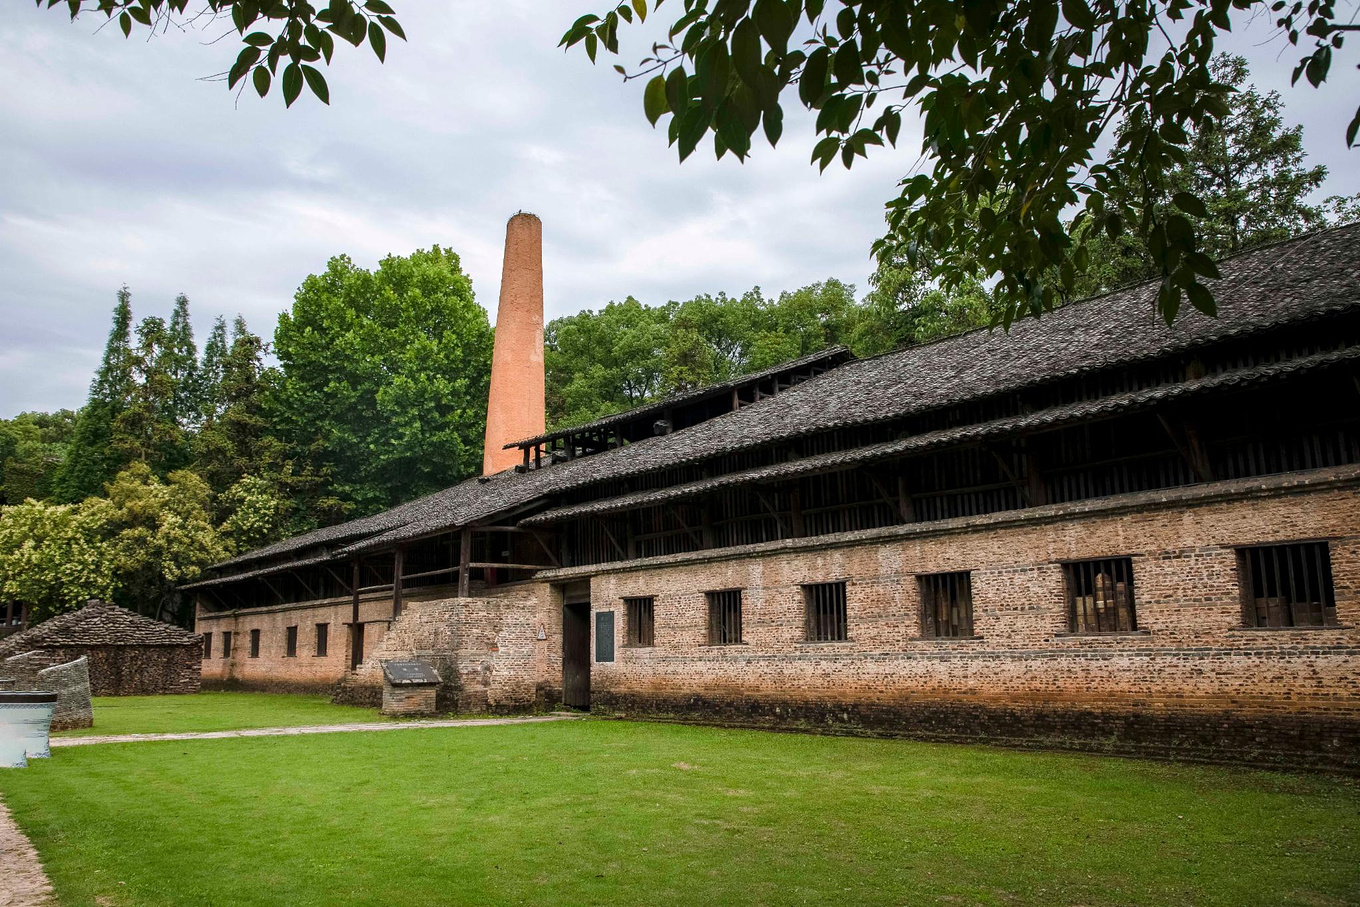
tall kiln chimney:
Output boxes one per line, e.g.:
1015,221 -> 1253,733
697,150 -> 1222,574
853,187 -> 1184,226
482,212 -> 546,475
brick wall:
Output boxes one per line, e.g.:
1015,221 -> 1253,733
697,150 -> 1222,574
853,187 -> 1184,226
564,480 -> 1360,770
335,584 -> 549,713
0,652 -> 94,730
4,645 -> 198,697
382,685 -> 437,716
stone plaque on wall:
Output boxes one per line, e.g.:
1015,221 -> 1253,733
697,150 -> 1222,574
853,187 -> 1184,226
595,612 -> 615,663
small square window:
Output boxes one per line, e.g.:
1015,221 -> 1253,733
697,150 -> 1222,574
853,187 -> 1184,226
625,597 -> 655,647
315,623 -> 329,657
202,632 -> 212,659
919,572 -> 974,638
249,628 -> 261,658
1065,558 -> 1136,633
706,590 -> 743,645
285,625 -> 298,658
803,582 -> 848,641
222,631 -> 233,658
1238,542 -> 1336,628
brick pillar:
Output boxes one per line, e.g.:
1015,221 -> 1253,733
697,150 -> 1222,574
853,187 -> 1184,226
482,212 -> 546,475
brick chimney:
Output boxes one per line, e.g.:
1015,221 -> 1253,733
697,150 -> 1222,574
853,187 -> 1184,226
482,212 -> 546,475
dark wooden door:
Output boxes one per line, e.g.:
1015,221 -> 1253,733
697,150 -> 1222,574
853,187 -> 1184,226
350,623 -> 365,670
562,601 -> 591,709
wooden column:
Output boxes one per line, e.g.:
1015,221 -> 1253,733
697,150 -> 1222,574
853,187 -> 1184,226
896,474 -> 917,522
789,485 -> 805,538
392,547 -> 404,619
350,558 -> 362,670
458,528 -> 472,597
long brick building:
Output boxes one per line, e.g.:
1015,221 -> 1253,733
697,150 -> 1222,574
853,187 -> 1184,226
188,216 -> 1360,769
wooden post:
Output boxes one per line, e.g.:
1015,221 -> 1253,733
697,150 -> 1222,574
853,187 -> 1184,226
789,485 -> 805,538
392,547 -> 405,619
350,558 -> 362,670
458,528 -> 472,597
896,474 -> 916,522
700,501 -> 715,548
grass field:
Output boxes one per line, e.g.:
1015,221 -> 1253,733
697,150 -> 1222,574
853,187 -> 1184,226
55,691 -> 385,736
5,714 -> 1359,907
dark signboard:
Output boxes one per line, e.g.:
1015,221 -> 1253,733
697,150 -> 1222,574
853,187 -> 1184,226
595,611 -> 615,663
382,660 -> 442,685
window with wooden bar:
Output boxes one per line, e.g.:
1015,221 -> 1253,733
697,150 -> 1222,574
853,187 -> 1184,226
285,625 -> 298,657
222,631 -> 232,658
1238,542 -> 1336,628
202,632 -> 212,659
918,572 -> 974,638
803,581 -> 848,641
1065,558 -> 1137,633
315,623 -> 329,657
625,596 -> 655,647
249,628 -> 261,658
706,589 -> 743,645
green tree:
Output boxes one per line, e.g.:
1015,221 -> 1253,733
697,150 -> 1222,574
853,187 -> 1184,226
166,294 -> 201,429
103,463 -> 226,623
113,315 -> 192,475
1072,55 -> 1360,296
271,247 -> 493,516
849,260 -> 997,355
198,315 -> 230,424
0,497 -> 117,623
216,473 -> 295,554
562,0 -> 1357,324
0,411 -> 78,505
53,287 -> 136,502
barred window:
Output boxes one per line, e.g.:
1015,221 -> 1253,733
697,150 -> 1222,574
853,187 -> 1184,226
803,582 -> 848,641
222,631 -> 233,658
706,589 -> 743,645
249,628 -> 261,658
1065,558 -> 1136,633
919,572 -> 974,638
285,625 -> 298,658
202,632 -> 212,659
315,623 -> 329,657
625,596 -> 655,647
1238,542 -> 1336,628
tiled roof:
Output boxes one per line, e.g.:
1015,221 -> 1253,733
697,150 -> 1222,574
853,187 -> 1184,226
202,224 -> 1360,579
0,601 -> 200,656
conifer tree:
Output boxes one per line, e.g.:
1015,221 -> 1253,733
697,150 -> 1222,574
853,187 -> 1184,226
115,315 -> 191,474
165,294 -> 201,430
198,315 -> 229,423
52,287 -> 135,502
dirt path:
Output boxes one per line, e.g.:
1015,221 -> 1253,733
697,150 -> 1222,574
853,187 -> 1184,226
0,796 -> 53,907
52,713 -> 579,747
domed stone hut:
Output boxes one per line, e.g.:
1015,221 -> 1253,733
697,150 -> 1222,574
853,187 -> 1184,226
0,600 -> 202,696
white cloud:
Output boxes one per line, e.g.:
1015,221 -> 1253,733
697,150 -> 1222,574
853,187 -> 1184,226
1,1 -> 1356,416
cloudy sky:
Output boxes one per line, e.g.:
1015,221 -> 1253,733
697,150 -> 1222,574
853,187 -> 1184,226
2,2 -> 1356,417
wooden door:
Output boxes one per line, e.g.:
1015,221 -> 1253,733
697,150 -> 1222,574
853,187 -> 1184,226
350,623 -> 365,670
562,601 -> 591,709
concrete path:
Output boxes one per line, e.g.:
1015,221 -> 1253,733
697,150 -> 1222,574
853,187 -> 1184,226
0,796 -> 53,907
52,714 -> 580,747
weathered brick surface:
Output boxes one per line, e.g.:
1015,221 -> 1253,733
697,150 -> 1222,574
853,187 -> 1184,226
0,652 -> 94,730
576,483 -> 1360,769
335,585 -> 549,713
5,645 -> 198,697
382,685 -> 437,716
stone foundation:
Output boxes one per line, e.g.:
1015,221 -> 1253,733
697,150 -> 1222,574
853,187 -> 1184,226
0,652 -> 94,730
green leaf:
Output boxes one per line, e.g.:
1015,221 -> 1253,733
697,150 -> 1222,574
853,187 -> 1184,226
302,64 -> 330,104
1060,0 -> 1095,29
753,0 -> 794,51
1186,281 -> 1217,316
378,16 -> 405,40
1172,191 -> 1208,218
368,20 -> 386,62
799,47 -> 829,106
665,66 -> 689,116
245,31 -> 274,47
119,11 -> 131,37
762,102 -> 782,146
282,62 -> 303,107
676,107 -> 710,161
811,136 -> 839,171
643,74 -> 669,126
632,0 -> 647,23
363,0 -> 394,13
731,18 -> 762,89
253,65 -> 271,97
229,47 -> 262,89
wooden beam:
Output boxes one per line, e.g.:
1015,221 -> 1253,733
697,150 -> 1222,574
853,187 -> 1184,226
700,501 -> 715,548
597,518 -> 627,558
752,488 -> 790,537
350,558 -> 361,670
668,506 -> 703,547
392,546 -> 404,619
985,446 -> 1033,505
896,474 -> 917,522
259,575 -> 286,605
324,565 -> 352,594
789,485 -> 805,538
528,529 -> 561,567
458,528 -> 472,597
1156,413 -> 1214,482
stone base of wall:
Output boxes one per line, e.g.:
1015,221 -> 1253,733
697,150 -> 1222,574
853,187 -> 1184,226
203,676 -> 337,695
382,685 -> 437,716
0,652 -> 94,730
589,691 -> 1360,774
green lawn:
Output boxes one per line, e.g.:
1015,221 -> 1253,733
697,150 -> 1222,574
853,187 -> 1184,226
4,718 -> 1358,907
55,691 -> 385,736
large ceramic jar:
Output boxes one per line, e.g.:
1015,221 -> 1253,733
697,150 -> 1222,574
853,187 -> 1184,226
0,691 -> 59,767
